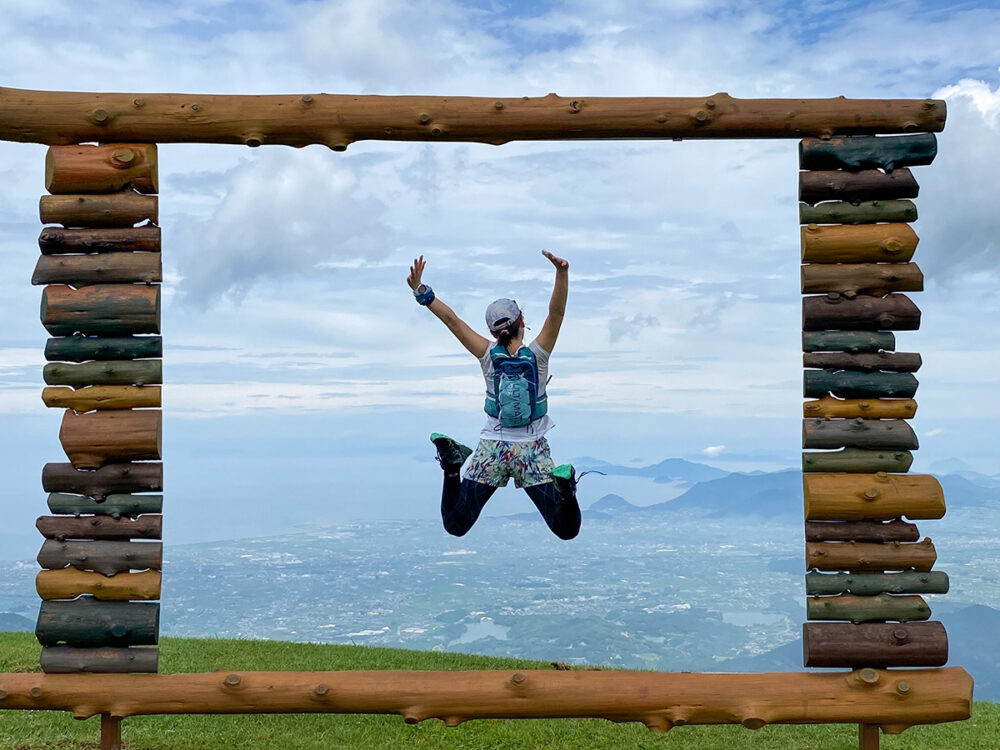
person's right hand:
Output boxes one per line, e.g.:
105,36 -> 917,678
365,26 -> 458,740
407,256 -> 426,290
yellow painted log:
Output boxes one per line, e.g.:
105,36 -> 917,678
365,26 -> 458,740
42,386 -> 161,412
803,397 -> 917,419
35,569 -> 161,601
804,473 -> 944,521
801,224 -> 918,263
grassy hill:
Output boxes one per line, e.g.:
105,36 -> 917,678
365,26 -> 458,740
0,632 -> 996,749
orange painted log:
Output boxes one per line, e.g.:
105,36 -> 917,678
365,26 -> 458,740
801,263 -> 923,296
0,668 -> 972,733
801,224 -> 918,263
58,410 -> 161,468
803,397 -> 917,419
40,193 -> 158,228
45,144 -> 157,194
41,284 -> 159,337
804,473 -> 944,521
806,539 -> 936,572
42,386 -> 161,412
36,569 -> 161,601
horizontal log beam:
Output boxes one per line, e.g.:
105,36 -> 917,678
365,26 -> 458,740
40,193 -> 158,228
802,294 -> 920,332
803,397 -> 917,420
45,144 -> 157,194
35,596 -> 159,647
43,361 -> 161,387
59,410 -> 161,469
42,462 -> 163,501
802,448 -> 913,474
801,263 -> 923,296
806,539 -> 936,572
804,473 -> 944,522
45,335 -> 162,362
38,540 -> 163,575
32,251 -> 162,285
799,200 -> 917,225
803,622 -> 948,668
41,646 -> 158,674
803,331 -> 895,353
0,668 -> 971,733
799,169 -> 919,205
799,134 -> 937,171
36,515 -> 162,541
46,493 -> 162,519
805,520 -> 920,544
803,419 -> 918,450
806,571 -> 949,596
36,569 -> 161,601
41,284 -> 160,337
803,351 -> 921,373
0,87 -> 947,146
807,593 -> 930,624
38,226 -> 161,254
42,386 -> 161,412
804,370 -> 918,399
801,224 -> 918,263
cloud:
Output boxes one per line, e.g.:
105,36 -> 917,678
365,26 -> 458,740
702,445 -> 726,456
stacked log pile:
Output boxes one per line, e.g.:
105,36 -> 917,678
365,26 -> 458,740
799,133 -> 949,668
32,144 -> 162,674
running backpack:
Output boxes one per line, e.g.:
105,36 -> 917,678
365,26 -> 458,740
484,345 -> 548,428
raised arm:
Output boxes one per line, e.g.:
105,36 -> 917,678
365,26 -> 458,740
535,250 -> 569,354
407,256 -> 490,358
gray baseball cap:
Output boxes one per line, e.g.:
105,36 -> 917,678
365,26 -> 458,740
485,298 -> 522,332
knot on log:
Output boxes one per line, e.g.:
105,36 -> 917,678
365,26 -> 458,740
742,716 -> 767,730
859,668 -> 880,685
224,674 -> 241,687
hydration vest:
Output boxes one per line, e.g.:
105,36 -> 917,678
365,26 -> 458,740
484,344 -> 548,428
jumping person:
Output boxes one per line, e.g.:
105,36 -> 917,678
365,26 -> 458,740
407,251 -> 580,540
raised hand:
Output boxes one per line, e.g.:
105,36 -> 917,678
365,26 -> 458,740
407,255 -> 426,290
542,250 -> 569,270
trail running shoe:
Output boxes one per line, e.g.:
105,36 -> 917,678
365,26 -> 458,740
550,464 -> 577,500
430,433 -> 472,470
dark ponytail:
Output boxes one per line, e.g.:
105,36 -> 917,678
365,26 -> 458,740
494,315 -> 524,348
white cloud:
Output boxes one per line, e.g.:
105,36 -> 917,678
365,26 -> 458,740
702,445 -> 726,457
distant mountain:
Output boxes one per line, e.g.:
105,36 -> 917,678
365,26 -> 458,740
644,469 -> 802,520
574,457 -> 728,485
588,494 -> 639,513
0,612 -> 33,632
937,474 -> 1000,509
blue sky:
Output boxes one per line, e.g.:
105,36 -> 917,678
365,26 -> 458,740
1,0 -> 999,556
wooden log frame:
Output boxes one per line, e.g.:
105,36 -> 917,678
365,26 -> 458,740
46,494 -> 163,519
36,515 -> 162,541
59,410 -> 161,468
42,386 -> 162,412
40,647 -> 159,675
803,622 -> 949,668
802,294 -> 920,332
806,571 -> 949,596
42,462 -> 163,501
800,263 -> 923,296
801,224 -> 919,263
0,668 -> 972,734
45,335 -> 162,362
803,473 -> 944,522
799,169 -> 919,205
41,284 -> 160,337
803,397 -> 917,420
40,193 -> 158,228
38,540 -> 163,575
799,134 -> 937,172
43,361 -> 162,387
36,569 -> 161,601
45,144 -> 157,194
35,597 -> 159,647
805,520 -> 919,543
802,448 -> 913,474
806,539 -> 936,572
32,251 -> 162,285
799,200 -> 917,226
38,226 -> 161,254
803,418 -> 918,450
802,331 -> 895,353
807,593 -> 931,624
803,370 -> 918,399
803,351 -> 921,373
0,87 -> 946,146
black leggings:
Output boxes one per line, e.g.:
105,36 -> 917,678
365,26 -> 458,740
441,473 -> 581,540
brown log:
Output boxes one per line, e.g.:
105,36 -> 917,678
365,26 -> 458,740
38,226 -> 161,255
41,284 -> 160,337
803,418 -> 918,450
805,520 -> 920,543
36,515 -> 162,541
800,224 -> 918,263
42,386 -> 161,412
0,86 -> 946,146
40,193 -> 158,228
41,646 -> 158,674
803,473 -> 945,521
802,294 -> 920,332
45,144 -> 157,194
32,252 -> 162,285
42,462 -> 163,501
0,668 -> 971,733
803,351 -> 921,372
59,410 -> 161,469
36,569 -> 161,601
803,622 -> 948,668
799,169 -> 919,205
801,263 -> 923,295
803,397 -> 917,419
38,540 -> 163,575
806,539 -> 936,572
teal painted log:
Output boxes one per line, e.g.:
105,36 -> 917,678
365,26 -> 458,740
802,448 -> 913,473
802,331 -> 896,353
807,593 -> 931,624
805,520 -> 919,543
802,418 -> 918,450
37,540 -> 163,576
42,462 -> 163,502
35,596 -> 159,647
41,284 -> 160,337
43,360 -> 161,387
40,646 -> 158,674
799,134 -> 937,171
47,493 -> 163,518
799,200 -> 917,225
799,168 -> 919,205
806,571 -> 949,596
803,352 -> 921,373
803,370 -> 918,398
45,335 -> 162,362
802,293 -> 920,332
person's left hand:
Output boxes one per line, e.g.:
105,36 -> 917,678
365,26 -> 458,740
542,250 -> 568,270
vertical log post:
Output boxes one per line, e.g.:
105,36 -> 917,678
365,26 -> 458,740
859,723 -> 880,750
101,714 -> 122,750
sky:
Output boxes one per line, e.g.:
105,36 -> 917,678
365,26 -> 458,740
0,0 -> 999,556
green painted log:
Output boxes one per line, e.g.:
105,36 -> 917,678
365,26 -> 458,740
45,335 -> 162,362
802,418 -> 918,450
802,448 -> 913,473
802,293 -> 920,332
38,226 -> 160,254
802,331 -> 895,353
41,284 -> 160,337
47,493 -> 163,519
43,360 -> 161,387
803,370 -> 918,398
32,251 -> 162,285
803,352 -> 921,373
40,646 -> 158,674
35,596 -> 159,647
805,520 -> 919,543
42,462 -> 163,502
806,571 -> 949,596
799,168 -> 919,205
799,200 -> 917,225
807,593 -> 931,624
799,134 -> 937,171
37,540 -> 163,575
802,621 -> 947,668
36,515 -> 161,541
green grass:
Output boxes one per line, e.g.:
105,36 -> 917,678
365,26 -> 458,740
0,631 -> 995,749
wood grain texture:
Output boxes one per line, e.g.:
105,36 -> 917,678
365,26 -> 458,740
799,134 -> 937,171
32,251 -> 162,285
803,370 -> 918,399
806,539 -> 936,572
0,87 -> 946,146
802,621 -> 948,668
42,386 -> 161,412
45,144 -> 157,194
801,223 -> 918,263
46,493 -> 163,519
805,520 -> 920,544
40,193 -> 158,228
42,462 -> 163,501
38,226 -> 161,255
45,335 -> 162,362
806,571 -> 949,596
40,646 -> 158,674
807,594 -> 930,624
35,596 -> 159,647
36,515 -> 162,541
801,263 -> 923,296
802,331 -> 896,354
803,397 -> 917,419
803,351 -> 921,373
0,668 -> 971,733
36,569 -> 161,601
803,419 -> 918,450
37,540 -> 163,575
40,284 -> 160,337
799,200 -> 917,225
799,169 -> 919,205
43,361 -> 161,388
802,294 -> 920,332
59,410 -> 161,468
802,448 -> 913,474
804,473 -> 944,522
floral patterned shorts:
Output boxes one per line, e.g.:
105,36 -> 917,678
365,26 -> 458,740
463,437 -> 555,488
